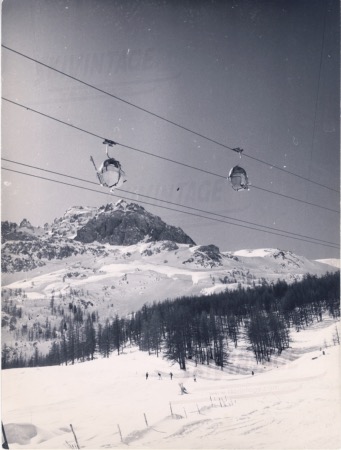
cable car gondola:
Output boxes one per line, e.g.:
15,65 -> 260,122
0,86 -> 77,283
228,165 -> 250,191
90,139 -> 126,191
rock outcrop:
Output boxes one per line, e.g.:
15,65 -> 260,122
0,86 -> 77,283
74,200 -> 196,246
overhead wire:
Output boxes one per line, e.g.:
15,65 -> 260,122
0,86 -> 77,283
2,156 -> 338,246
1,163 -> 339,250
2,98 -> 225,180
2,44 -> 339,194
2,97 -> 339,215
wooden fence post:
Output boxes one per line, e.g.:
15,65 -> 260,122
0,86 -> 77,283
117,424 -> 123,442
2,422 -> 9,450
144,413 -> 148,427
70,424 -> 80,450
169,402 -> 174,418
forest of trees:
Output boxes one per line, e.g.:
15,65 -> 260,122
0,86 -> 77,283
2,271 -> 340,370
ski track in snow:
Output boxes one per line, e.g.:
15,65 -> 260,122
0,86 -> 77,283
2,318 -> 340,449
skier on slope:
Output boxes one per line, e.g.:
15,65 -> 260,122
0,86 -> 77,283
179,383 -> 188,394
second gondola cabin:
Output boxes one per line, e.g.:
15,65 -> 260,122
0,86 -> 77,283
228,165 -> 249,191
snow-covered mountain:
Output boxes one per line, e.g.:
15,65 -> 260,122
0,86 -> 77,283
2,200 -> 340,450
1,200 -> 195,273
2,199 -> 338,317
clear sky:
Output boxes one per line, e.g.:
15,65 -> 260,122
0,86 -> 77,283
1,0 -> 340,260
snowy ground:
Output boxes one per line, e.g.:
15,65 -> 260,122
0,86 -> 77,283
1,318 -> 340,450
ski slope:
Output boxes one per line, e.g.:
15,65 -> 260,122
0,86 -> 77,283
2,318 -> 340,449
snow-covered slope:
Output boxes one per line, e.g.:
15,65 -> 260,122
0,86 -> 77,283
2,317 -> 340,449
2,242 -> 336,317
315,258 -> 340,269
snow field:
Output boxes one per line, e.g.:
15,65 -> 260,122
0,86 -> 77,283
3,246 -> 337,319
2,318 -> 340,449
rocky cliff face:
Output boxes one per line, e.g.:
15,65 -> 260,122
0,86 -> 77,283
74,200 -> 196,246
182,244 -> 224,268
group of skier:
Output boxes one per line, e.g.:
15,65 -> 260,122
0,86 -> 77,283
145,371 -> 198,395
145,371 -> 174,380
145,372 -> 197,381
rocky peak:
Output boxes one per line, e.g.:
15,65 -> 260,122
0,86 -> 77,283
98,200 -> 145,215
183,244 -> 223,268
74,199 -> 195,246
19,219 -> 34,230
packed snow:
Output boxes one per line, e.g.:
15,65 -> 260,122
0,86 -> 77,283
2,317 -> 340,449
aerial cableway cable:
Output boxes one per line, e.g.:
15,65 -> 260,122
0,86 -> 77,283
1,166 -> 339,250
2,44 -> 339,194
1,157 -> 338,248
2,97 -> 339,215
